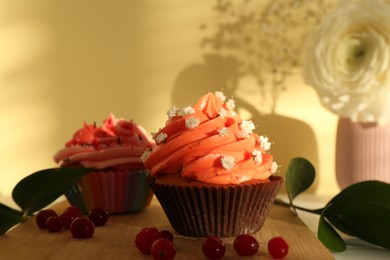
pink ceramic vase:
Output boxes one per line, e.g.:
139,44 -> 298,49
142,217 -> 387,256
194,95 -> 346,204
336,117 -> 390,189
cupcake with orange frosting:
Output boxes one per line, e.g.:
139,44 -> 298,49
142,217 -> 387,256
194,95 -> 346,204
143,91 -> 284,237
54,113 -> 155,214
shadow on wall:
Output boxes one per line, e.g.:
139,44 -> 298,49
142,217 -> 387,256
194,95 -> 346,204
172,55 -> 239,107
171,0 -> 320,192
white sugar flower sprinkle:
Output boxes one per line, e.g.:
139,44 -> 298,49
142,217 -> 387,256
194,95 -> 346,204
167,106 -> 180,118
221,155 -> 235,170
185,117 -> 200,129
259,135 -> 271,151
271,161 -> 279,174
218,127 -> 229,137
225,99 -> 235,110
239,120 -> 255,138
182,106 -> 195,115
218,108 -> 227,118
155,132 -> 168,144
215,91 -> 226,101
252,149 -> 262,163
140,150 -> 151,162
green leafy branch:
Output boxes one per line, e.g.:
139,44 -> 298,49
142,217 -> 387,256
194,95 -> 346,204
0,168 -> 92,235
276,157 -> 390,252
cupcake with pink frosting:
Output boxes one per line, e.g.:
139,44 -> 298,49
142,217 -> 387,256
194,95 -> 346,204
54,113 -> 155,214
143,91 -> 284,237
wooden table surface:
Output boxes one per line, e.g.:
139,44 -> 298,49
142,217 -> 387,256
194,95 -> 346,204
0,197 -> 334,259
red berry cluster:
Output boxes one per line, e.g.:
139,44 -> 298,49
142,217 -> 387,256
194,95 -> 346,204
134,227 -> 289,259
35,206 -> 109,239
202,234 -> 289,259
202,234 -> 259,259
134,227 -> 176,260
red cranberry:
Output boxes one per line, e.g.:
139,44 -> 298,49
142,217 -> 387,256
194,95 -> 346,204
134,227 -> 163,255
70,217 -> 95,238
60,209 -> 79,229
88,207 -> 109,226
233,234 -> 259,256
202,236 -> 226,259
151,238 -> 176,260
45,216 -> 63,232
268,236 -> 289,259
36,209 -> 58,229
160,230 -> 174,242
65,206 -> 83,217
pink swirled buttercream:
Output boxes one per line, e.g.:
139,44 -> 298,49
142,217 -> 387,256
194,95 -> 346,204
143,92 -> 277,184
54,113 -> 154,170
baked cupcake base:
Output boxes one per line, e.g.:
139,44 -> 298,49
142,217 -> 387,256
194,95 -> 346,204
149,174 -> 284,237
65,169 -> 153,214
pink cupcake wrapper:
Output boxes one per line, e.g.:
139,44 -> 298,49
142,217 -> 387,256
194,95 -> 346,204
65,169 -> 153,214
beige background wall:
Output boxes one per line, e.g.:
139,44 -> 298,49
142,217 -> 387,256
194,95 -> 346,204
0,0 -> 339,198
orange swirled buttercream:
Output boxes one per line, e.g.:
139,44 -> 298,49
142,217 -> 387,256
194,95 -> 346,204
143,92 -> 277,184
54,113 -> 155,170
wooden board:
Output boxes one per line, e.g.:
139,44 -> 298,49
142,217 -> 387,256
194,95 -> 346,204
0,197 -> 334,259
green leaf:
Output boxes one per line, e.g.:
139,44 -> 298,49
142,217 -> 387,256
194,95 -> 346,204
285,157 -> 315,201
326,181 -> 390,213
64,184 -> 88,214
12,168 -> 92,216
323,181 -> 390,235
318,215 -> 346,252
324,214 -> 353,236
0,210 -> 24,235
0,203 -> 22,217
338,202 -> 390,249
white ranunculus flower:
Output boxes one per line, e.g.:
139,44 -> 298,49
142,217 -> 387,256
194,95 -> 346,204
302,0 -> 390,125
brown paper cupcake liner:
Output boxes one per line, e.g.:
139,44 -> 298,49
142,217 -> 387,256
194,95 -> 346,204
149,175 -> 284,237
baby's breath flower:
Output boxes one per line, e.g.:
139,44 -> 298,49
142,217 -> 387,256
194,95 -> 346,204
215,91 -> 226,101
185,117 -> 200,129
239,120 -> 255,138
155,132 -> 168,144
182,106 -> 195,115
202,1 -> 329,114
221,155 -> 235,170
271,161 -> 279,174
225,99 -> 236,111
259,135 -> 271,151
218,108 -> 227,118
252,149 -> 262,163
167,106 -> 180,118
218,127 -> 229,137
